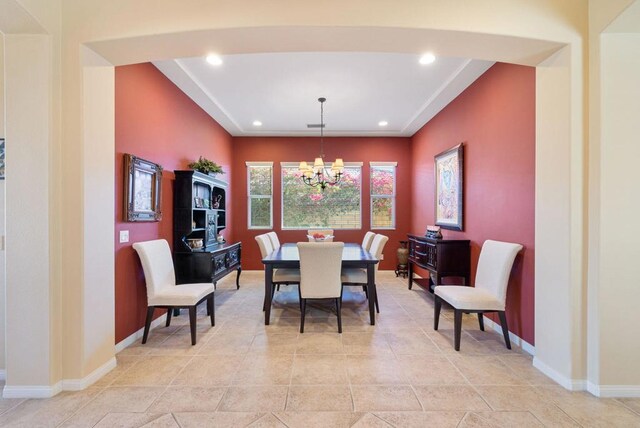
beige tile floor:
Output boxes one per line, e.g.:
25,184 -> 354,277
1,271 -> 640,427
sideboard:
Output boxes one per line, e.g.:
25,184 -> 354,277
407,234 -> 470,292
173,242 -> 242,289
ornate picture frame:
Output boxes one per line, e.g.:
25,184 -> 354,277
434,143 -> 463,231
123,153 -> 163,222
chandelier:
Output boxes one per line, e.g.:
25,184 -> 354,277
298,97 -> 344,191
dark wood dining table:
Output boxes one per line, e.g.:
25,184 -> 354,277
261,243 -> 379,325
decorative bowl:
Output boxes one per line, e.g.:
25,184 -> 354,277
307,234 -> 334,242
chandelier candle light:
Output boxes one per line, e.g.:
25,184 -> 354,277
299,97 -> 344,191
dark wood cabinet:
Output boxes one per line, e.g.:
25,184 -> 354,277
173,170 -> 241,289
174,242 -> 241,289
407,234 -> 470,292
173,170 -> 228,251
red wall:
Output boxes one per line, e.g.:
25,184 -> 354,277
410,62 -> 535,344
115,63 -> 233,343
231,137 -> 412,270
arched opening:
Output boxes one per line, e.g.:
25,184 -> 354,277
2,3 -> 587,396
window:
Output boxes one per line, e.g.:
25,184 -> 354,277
281,162 -> 362,229
370,162 -> 396,229
247,162 -> 273,229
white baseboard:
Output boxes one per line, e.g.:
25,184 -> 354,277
482,315 -> 535,356
532,357 -> 586,391
115,313 -> 167,353
587,382 -> 640,398
3,382 -> 63,399
2,357 -> 117,398
62,357 -> 117,391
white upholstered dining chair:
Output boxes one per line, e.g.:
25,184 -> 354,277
255,233 -> 300,308
362,231 -> 376,252
132,239 -> 214,345
341,233 -> 389,313
433,239 -> 523,351
266,231 -> 281,250
297,242 -> 345,333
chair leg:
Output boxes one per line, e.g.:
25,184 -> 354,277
142,307 -> 155,344
478,313 -> 485,331
277,284 -> 280,291
498,311 -> 511,349
363,285 -> 368,298
188,305 -> 197,346
454,309 -> 463,351
300,298 -> 307,333
208,294 -> 215,326
165,308 -> 172,327
434,296 -> 442,330
336,298 -> 342,334
374,291 -> 380,314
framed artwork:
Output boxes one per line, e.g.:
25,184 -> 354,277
0,138 -> 5,179
434,143 -> 463,231
123,153 -> 163,222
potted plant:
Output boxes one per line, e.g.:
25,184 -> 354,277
188,156 -> 225,176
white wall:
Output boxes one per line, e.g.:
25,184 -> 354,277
4,34 -> 55,394
0,32 -> 5,375
596,31 -> 640,392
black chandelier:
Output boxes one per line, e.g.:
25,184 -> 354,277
298,97 -> 344,191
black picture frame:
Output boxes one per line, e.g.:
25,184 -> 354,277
123,153 -> 163,222
434,143 -> 463,231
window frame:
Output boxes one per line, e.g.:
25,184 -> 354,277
246,161 -> 273,230
370,161 -> 397,230
280,161 -> 363,230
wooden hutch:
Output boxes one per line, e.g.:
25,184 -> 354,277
407,233 -> 470,292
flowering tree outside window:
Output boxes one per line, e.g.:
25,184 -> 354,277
247,163 -> 272,229
282,165 -> 361,229
371,163 -> 396,229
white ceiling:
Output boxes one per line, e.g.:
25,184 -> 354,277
153,52 -> 493,137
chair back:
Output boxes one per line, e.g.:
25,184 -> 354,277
297,242 -> 344,299
132,239 -> 176,302
362,231 -> 376,251
475,240 -> 523,303
255,233 -> 274,258
267,231 -> 281,249
369,234 -> 389,274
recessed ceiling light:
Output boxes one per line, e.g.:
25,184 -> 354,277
378,121 -> 388,127
206,54 -> 223,66
419,53 -> 436,65
252,120 -> 263,127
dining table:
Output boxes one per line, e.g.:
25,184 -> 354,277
261,242 -> 379,325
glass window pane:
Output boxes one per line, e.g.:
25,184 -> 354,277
249,167 -> 272,195
282,166 -> 361,229
372,197 -> 394,228
371,166 -> 394,195
250,197 -> 271,228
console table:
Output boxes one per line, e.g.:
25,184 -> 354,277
407,234 -> 470,292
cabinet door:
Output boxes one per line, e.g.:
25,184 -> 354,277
206,212 -> 217,246
213,253 -> 227,275
226,247 -> 239,268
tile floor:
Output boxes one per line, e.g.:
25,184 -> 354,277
1,271 -> 639,427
